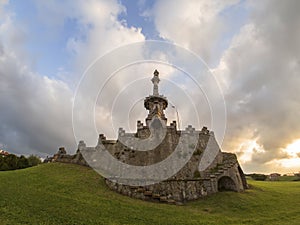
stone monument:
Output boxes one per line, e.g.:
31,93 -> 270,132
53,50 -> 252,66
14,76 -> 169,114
51,70 -> 248,204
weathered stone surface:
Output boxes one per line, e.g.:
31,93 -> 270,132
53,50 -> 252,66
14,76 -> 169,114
48,70 -> 248,204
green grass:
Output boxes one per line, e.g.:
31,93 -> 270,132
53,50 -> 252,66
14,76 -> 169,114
0,163 -> 300,225
277,175 -> 300,181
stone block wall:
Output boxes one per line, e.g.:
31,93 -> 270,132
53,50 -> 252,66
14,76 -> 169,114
105,178 -> 210,204
48,125 -> 247,204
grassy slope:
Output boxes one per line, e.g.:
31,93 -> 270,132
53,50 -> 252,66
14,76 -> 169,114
0,163 -> 299,225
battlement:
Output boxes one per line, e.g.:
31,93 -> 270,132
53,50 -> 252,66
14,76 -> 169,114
116,121 -> 215,142
49,70 -> 247,204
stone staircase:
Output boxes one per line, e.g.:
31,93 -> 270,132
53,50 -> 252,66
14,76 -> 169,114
205,162 -> 236,179
128,187 -> 178,204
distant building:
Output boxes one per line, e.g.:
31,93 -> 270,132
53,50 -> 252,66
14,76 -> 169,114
0,150 -> 9,156
269,173 -> 281,181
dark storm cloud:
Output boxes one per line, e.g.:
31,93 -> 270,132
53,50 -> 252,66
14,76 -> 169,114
0,42 -> 76,155
218,0 -> 300,170
0,0 -> 144,156
1,0 -> 299,175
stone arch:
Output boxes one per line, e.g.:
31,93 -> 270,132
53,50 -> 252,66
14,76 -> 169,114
218,176 -> 237,192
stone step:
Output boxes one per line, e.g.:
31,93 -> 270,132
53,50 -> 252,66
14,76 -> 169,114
144,191 -> 152,196
167,199 -> 176,204
137,188 -> 144,193
152,193 -> 160,199
130,186 -> 138,189
159,196 -> 168,202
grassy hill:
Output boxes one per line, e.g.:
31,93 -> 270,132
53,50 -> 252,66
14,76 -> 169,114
0,163 -> 299,225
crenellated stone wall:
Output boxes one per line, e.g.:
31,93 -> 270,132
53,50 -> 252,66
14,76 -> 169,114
49,124 -> 247,204
48,70 -> 248,204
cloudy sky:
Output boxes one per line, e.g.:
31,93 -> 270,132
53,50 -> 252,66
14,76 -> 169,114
0,0 -> 299,174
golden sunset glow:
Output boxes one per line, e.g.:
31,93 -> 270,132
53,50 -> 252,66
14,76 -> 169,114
238,139 -> 265,164
268,139 -> 300,172
0,0 -> 300,175
284,139 -> 300,157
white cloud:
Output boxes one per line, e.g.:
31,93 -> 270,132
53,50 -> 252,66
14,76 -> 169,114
63,0 -> 145,73
149,0 -> 239,62
0,0 -> 146,155
0,0 -> 8,13
212,0 -> 300,173
141,0 -> 300,173
1,0 -> 299,175
0,46 -> 74,155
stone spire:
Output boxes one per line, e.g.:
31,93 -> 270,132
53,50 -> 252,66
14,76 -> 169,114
151,70 -> 160,96
144,70 -> 168,125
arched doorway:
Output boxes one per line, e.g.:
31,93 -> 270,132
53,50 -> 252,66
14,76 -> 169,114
218,176 -> 237,192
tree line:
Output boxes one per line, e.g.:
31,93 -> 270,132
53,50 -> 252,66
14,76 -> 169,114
0,154 -> 41,171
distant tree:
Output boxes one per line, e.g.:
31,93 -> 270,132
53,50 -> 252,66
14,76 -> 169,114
6,154 -> 18,170
0,161 -> 9,171
0,154 -> 41,171
17,155 -> 29,169
250,173 -> 267,181
294,173 -> 300,181
27,155 -> 41,167
0,156 -> 6,170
